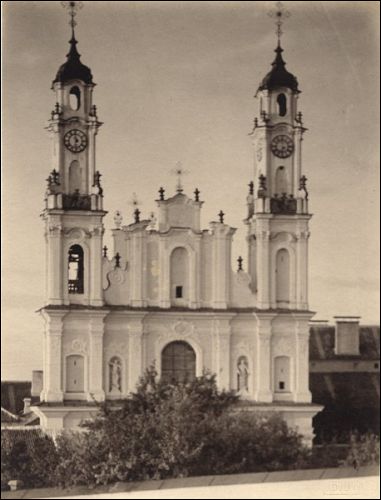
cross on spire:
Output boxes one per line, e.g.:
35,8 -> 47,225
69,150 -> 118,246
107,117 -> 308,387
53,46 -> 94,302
61,1 -> 83,38
268,1 -> 291,46
218,210 -> 225,224
171,161 -> 189,193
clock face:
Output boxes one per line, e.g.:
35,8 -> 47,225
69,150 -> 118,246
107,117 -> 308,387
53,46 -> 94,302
64,129 -> 88,153
270,135 -> 294,159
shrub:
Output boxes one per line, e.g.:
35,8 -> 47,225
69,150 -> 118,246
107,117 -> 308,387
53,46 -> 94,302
1,429 -> 58,489
53,368 -> 308,487
341,432 -> 380,468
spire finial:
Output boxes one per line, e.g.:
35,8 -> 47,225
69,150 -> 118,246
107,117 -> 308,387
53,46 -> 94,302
171,161 -> 189,194
268,2 -> 290,47
61,1 -> 83,39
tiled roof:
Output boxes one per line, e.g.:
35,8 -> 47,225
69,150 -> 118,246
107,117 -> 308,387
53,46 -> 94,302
1,381 -> 31,414
309,326 -> 380,360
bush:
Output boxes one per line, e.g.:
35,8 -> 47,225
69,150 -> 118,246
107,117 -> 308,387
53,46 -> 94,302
53,368 -> 308,487
1,429 -> 58,489
341,432 -> 380,468
1,370 -> 313,489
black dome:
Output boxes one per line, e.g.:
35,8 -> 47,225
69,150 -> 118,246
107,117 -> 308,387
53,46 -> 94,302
53,36 -> 93,85
258,45 -> 299,93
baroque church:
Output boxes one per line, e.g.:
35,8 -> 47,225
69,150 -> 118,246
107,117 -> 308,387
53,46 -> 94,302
33,3 -> 322,444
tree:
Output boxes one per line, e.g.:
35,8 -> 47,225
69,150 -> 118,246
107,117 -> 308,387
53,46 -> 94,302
53,367 -> 308,487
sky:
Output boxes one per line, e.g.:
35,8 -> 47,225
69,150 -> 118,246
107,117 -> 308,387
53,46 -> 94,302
2,1 -> 380,380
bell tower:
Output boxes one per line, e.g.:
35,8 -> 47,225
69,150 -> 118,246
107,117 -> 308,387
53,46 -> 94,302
247,3 -> 310,311
43,1 -> 105,307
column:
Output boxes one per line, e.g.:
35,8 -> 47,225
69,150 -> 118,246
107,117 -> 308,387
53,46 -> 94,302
127,314 -> 145,392
46,222 -> 63,305
87,312 -> 107,402
87,124 -> 97,193
294,318 -> 312,402
294,128 -> 303,196
159,236 -> 170,307
214,318 -> 232,390
90,225 -> 104,306
42,310 -> 65,402
255,314 -> 274,402
190,235 -> 202,309
130,228 -> 148,307
211,224 -> 235,309
296,229 -> 309,310
256,224 -> 271,309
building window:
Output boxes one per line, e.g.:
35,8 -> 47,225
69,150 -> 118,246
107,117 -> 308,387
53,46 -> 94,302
274,356 -> 290,392
69,86 -> 81,111
276,248 -> 290,304
68,244 -> 84,294
170,247 -> 188,304
161,341 -> 196,384
277,93 -> 287,117
275,166 -> 288,195
108,356 -> 122,394
66,355 -> 85,392
69,160 -> 82,193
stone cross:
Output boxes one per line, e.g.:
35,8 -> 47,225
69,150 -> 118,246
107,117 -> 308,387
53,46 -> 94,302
134,208 -> 140,224
194,188 -> 200,202
114,252 -> 121,268
237,256 -> 243,271
218,210 -> 225,224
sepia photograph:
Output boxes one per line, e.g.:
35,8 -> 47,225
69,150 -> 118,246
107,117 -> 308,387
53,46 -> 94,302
1,1 -> 380,498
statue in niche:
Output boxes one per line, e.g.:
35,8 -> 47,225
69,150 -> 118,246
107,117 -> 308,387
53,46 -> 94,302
109,357 -> 122,394
237,356 -> 249,393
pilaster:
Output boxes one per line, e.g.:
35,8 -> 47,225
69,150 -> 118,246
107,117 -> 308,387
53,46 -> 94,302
127,313 -> 146,392
87,312 -> 107,402
293,315 -> 313,402
41,309 -> 66,402
255,313 -> 275,402
213,317 -> 233,390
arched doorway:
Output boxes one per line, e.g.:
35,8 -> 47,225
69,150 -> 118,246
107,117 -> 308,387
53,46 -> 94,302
161,341 -> 196,383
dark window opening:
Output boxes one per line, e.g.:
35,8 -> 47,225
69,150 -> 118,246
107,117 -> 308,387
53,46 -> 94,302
175,286 -> 183,298
161,341 -> 196,384
277,93 -> 287,117
68,244 -> 84,294
279,381 -> 285,390
375,363 -> 379,369
69,86 -> 81,111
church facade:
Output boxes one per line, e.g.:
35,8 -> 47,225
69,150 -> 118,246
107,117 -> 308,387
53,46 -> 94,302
33,6 -> 322,443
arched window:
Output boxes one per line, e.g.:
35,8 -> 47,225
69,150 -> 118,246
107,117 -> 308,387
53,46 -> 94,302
66,355 -> 85,392
161,341 -> 196,384
275,166 -> 288,195
276,249 -> 290,304
69,160 -> 82,193
274,356 -> 290,392
170,247 -> 189,304
69,86 -> 81,111
277,93 -> 287,117
108,356 -> 122,394
68,244 -> 84,294
237,356 -> 249,392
